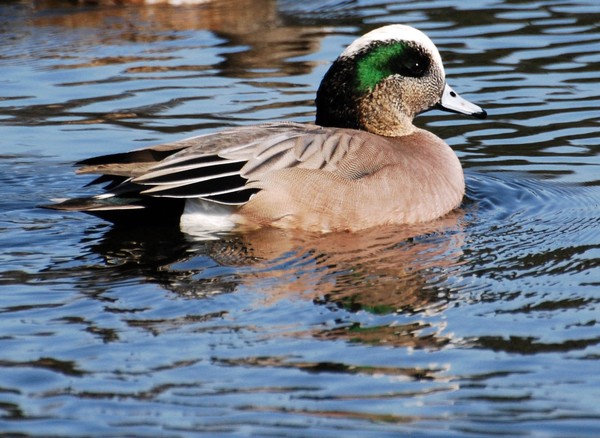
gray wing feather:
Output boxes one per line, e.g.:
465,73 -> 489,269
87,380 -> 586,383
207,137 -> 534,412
133,122 -> 362,202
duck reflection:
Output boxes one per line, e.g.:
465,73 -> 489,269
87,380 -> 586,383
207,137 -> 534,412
89,211 -> 466,349
27,0 -> 348,78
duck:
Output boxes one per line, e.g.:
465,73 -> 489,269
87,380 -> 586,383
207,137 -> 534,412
46,24 -> 486,233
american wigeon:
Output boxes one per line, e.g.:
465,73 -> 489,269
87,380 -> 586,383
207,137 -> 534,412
46,24 -> 486,233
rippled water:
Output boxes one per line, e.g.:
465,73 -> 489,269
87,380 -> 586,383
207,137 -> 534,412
1,0 -> 600,436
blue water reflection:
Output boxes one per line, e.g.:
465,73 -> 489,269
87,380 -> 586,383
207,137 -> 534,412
1,0 -> 599,436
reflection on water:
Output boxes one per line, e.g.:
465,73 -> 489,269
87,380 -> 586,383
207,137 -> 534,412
1,0 -> 600,436
29,0 -> 329,77
90,214 -> 466,351
77,210 -> 466,333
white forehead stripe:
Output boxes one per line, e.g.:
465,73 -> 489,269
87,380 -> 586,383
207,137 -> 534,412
341,25 -> 445,77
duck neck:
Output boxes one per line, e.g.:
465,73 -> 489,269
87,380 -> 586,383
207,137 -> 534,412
358,96 -> 416,137
315,57 -> 362,130
315,56 -> 416,137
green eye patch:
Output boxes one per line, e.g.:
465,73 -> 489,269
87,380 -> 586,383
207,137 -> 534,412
356,42 -> 430,93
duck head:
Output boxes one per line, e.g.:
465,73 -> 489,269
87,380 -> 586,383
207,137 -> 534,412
315,25 -> 486,136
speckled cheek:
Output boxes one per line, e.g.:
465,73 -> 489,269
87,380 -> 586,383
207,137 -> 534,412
357,80 -> 415,136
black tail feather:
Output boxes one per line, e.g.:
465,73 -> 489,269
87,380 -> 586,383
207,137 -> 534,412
41,196 -> 185,226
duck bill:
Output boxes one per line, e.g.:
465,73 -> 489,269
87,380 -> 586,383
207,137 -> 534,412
437,83 -> 487,119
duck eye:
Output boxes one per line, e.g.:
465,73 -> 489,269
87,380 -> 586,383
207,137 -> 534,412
355,42 -> 431,93
390,48 -> 429,78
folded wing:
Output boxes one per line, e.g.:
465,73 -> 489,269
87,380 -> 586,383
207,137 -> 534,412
45,122 -> 371,223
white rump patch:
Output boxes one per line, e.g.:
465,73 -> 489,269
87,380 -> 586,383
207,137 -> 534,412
180,199 -> 237,239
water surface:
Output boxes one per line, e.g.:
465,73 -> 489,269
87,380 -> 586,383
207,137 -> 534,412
1,0 -> 600,436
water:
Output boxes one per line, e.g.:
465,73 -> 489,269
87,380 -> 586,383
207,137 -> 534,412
1,0 -> 600,436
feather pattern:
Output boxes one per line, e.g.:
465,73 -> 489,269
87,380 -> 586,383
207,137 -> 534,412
129,122 -> 364,202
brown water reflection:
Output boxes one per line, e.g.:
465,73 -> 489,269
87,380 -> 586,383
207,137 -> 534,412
29,0 -> 326,77
88,212 -> 466,350
225,215 -> 464,310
